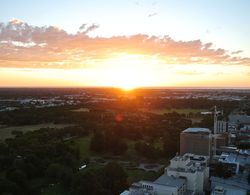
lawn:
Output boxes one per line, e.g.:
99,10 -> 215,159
126,169 -> 162,184
74,136 -> 93,158
0,123 -> 72,142
147,108 -> 206,115
71,108 -> 90,112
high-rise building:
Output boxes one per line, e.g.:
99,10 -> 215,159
180,128 -> 212,156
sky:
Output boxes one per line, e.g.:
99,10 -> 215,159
0,0 -> 250,88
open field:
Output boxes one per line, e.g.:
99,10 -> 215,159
74,136 -> 93,158
71,108 -> 90,112
145,108 -> 206,115
126,169 -> 162,184
0,123 -> 72,141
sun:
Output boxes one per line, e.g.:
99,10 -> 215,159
98,53 -> 159,90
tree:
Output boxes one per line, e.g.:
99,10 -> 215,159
103,162 -> 128,194
163,131 -> 179,157
71,170 -> 103,195
90,132 -> 105,153
6,169 -> 28,194
0,179 -> 20,194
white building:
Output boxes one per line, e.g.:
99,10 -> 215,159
128,177 -> 186,195
121,153 -> 209,195
166,153 -> 210,193
216,120 -> 228,134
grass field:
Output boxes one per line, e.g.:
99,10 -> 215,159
74,136 -> 93,158
0,123 -> 72,142
71,108 -> 90,112
126,169 -> 162,184
146,108 -> 206,115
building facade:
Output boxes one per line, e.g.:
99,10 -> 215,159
180,128 -> 212,156
121,153 -> 210,195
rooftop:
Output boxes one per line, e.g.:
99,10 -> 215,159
219,152 -> 250,166
211,176 -> 250,191
212,185 -> 246,195
154,175 -> 186,188
182,127 -> 211,134
173,153 -> 209,162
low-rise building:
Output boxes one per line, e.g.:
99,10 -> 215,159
166,153 -> 209,193
128,176 -> 187,195
218,151 -> 250,174
121,153 -> 209,195
211,176 -> 249,195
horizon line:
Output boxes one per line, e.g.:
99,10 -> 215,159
0,86 -> 250,90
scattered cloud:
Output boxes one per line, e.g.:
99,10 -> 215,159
78,24 -> 99,34
231,50 -> 243,55
152,1 -> 157,6
0,19 -> 250,69
148,12 -> 157,17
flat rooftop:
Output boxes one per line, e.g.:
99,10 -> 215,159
154,175 -> 186,188
219,152 -> 250,166
182,127 -> 211,133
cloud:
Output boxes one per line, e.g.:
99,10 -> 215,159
0,19 -> 250,69
78,24 -> 99,34
148,12 -> 157,17
231,50 -> 243,55
9,18 -> 23,25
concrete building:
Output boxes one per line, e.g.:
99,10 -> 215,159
166,153 -> 210,193
211,176 -> 249,195
211,185 -> 246,195
218,151 -> 250,174
216,120 -> 228,134
180,128 -> 212,156
121,153 -> 210,195
216,133 -> 229,152
228,113 -> 250,127
128,176 -> 187,195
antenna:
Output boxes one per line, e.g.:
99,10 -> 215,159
200,105 -> 223,157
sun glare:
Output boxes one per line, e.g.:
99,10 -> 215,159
98,53 -> 160,90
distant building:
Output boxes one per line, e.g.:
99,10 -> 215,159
216,120 -> 228,134
180,128 -> 212,156
228,113 -> 250,126
216,133 -> 229,153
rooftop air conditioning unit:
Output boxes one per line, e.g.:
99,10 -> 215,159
214,186 -> 225,194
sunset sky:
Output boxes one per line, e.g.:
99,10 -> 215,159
1,0 -> 250,88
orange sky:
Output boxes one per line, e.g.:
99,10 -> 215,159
0,19 -> 250,88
